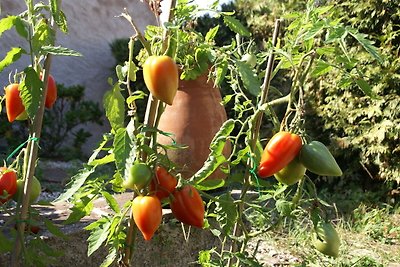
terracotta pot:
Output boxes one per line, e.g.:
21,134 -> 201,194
157,74 -> 231,180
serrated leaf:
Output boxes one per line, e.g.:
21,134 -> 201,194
103,83 -> 125,132
0,47 -> 24,72
214,59 -> 228,87
214,193 -> 238,234
303,21 -> 325,40
355,78 -> 375,98
311,60 -> 333,77
236,60 -> 261,96
87,219 -> 112,256
113,127 -> 134,173
41,45 -> 81,56
55,167 -> 95,202
347,28 -> 383,64
100,247 -> 117,267
205,25 -> 219,42
64,196 -> 95,224
14,16 -> 28,39
20,67 -> 42,118
88,153 -> 115,167
32,19 -> 55,53
223,16 -> 251,37
50,0 -> 68,33
43,218 -> 67,239
101,191 -> 120,213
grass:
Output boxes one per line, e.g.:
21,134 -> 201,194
256,181 -> 400,266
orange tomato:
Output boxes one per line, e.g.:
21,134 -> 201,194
132,195 -> 162,241
143,55 -> 179,105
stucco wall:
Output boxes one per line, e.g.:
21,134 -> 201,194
0,0 -> 157,153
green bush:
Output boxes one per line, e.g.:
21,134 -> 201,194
234,0 -> 400,183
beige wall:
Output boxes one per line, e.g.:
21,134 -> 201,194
0,0 -> 157,154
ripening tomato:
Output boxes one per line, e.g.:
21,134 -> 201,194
143,55 -> 179,105
312,221 -> 341,257
13,176 -> 42,204
122,163 -> 152,191
43,74 -> 57,109
170,185 -> 204,228
4,83 -> 25,123
0,167 -> 18,204
150,166 -> 178,200
274,156 -> 306,185
132,195 -> 162,241
299,141 -> 343,176
258,132 -> 302,178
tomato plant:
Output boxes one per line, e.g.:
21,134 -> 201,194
131,195 -> 162,241
150,166 -> 178,200
258,131 -> 302,178
4,83 -> 25,123
274,156 -> 306,185
142,55 -> 179,105
312,221 -> 341,258
13,176 -> 42,204
122,163 -> 152,191
0,167 -> 18,204
299,141 -> 343,176
170,185 -> 204,228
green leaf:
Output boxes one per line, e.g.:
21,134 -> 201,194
223,16 -> 251,37
50,0 -> 68,33
20,67 -> 42,118
65,196 -> 95,224
205,25 -> 219,42
355,78 -> 374,98
236,60 -> 261,96
0,47 -> 24,72
55,167 -> 95,202
103,83 -> 125,132
88,154 -> 115,167
347,28 -> 383,64
303,21 -> 325,40
43,218 -> 67,239
32,19 -> 55,53
214,193 -> 238,234
101,191 -> 120,213
87,218 -> 112,256
196,179 -> 225,191
113,127 -> 133,172
0,16 -> 17,37
41,45 -> 81,56
100,247 -> 117,267
311,60 -> 333,77
214,59 -> 228,86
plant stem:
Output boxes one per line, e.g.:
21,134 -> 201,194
227,19 -> 282,267
11,55 -> 53,267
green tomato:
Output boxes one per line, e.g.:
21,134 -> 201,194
312,221 -> 340,257
241,53 -> 257,68
13,176 -> 41,204
299,141 -> 343,176
123,163 -> 152,190
274,156 -> 306,185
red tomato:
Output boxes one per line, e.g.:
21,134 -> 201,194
150,166 -> 178,200
143,55 -> 179,105
0,167 -> 18,204
132,195 -> 162,241
41,73 -> 57,109
258,131 -> 302,178
4,83 -> 25,122
170,185 -> 204,228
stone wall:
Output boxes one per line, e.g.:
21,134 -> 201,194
0,0 -> 157,153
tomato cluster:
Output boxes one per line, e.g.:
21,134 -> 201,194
257,131 -> 343,185
128,164 -> 204,241
4,74 -> 57,123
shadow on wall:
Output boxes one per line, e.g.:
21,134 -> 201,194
0,0 -> 157,154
